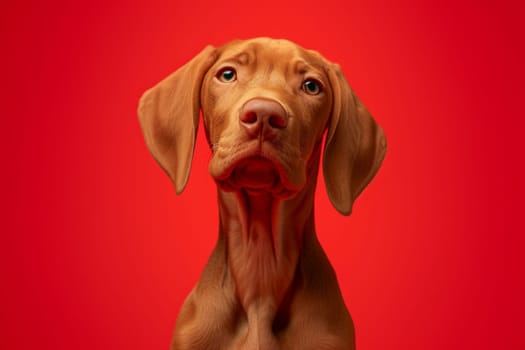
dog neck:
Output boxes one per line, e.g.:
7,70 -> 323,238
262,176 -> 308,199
216,151 -> 320,333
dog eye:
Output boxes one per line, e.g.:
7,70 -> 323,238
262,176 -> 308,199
216,67 -> 237,82
302,79 -> 322,95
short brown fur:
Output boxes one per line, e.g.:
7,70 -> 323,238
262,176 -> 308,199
138,38 -> 386,350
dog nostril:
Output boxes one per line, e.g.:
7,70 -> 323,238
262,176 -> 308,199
239,99 -> 288,137
268,114 -> 287,129
241,111 -> 258,124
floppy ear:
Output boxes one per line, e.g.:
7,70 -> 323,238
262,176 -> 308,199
138,45 -> 217,194
323,64 -> 387,216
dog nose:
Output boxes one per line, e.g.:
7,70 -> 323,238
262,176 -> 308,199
239,99 -> 288,139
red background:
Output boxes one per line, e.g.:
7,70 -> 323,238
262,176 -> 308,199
2,0 -> 524,349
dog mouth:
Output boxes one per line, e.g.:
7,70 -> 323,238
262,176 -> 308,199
232,157 -> 277,188
213,153 -> 299,198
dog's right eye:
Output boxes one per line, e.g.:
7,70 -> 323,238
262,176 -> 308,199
216,68 -> 237,82
302,79 -> 323,95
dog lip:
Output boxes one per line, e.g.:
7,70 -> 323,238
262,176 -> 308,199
211,147 -> 301,196
212,145 -> 275,181
231,156 -> 278,189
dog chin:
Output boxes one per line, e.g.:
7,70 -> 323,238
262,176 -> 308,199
214,156 -> 299,199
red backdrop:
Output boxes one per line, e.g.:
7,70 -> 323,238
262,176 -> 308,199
2,0 -> 524,349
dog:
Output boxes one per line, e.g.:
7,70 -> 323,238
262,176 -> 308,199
138,37 -> 386,350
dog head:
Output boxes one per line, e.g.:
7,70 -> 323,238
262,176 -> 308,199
138,38 -> 386,215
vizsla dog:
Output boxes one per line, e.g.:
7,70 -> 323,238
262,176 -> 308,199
138,38 -> 386,350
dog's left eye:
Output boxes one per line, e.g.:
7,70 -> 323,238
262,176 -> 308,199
302,79 -> 323,95
216,68 -> 237,82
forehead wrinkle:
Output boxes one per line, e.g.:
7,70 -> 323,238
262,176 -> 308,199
224,52 -> 250,66
293,59 -> 326,76
293,60 -> 309,75
218,47 -> 255,66
233,52 -> 249,65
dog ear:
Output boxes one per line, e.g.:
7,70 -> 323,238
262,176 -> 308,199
138,46 -> 217,194
323,64 -> 387,216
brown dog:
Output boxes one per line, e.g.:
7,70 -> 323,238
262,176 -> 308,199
138,38 -> 386,350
